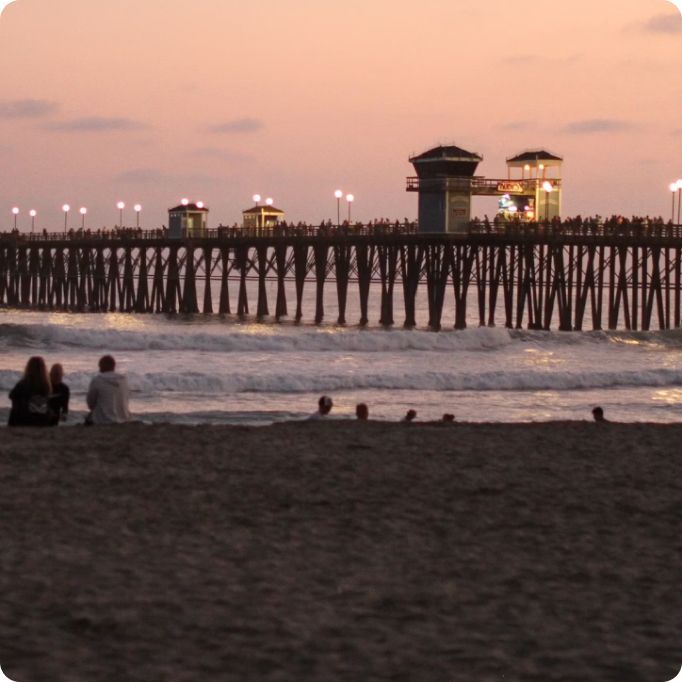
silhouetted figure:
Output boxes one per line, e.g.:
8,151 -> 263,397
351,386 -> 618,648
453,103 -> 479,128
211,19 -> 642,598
592,407 -> 607,423
442,413 -> 455,422
309,395 -> 333,420
8,356 -> 54,427
48,363 -> 70,424
356,403 -> 369,421
402,409 -> 417,423
86,355 -> 131,425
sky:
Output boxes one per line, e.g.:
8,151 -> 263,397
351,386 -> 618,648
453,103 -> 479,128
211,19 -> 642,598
0,0 -> 681,230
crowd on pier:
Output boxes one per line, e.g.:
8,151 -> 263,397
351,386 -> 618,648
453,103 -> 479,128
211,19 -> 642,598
0,215 -> 680,242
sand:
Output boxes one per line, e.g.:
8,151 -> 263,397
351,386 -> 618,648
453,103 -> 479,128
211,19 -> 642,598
0,421 -> 680,682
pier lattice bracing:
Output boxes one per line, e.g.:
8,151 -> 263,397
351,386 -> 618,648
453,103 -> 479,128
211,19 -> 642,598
1,232 -> 681,331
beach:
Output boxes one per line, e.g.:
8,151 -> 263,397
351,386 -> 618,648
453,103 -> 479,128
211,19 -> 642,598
0,421 -> 679,681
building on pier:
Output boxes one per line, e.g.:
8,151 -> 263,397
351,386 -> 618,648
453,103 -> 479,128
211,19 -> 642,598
504,150 -> 563,222
242,203 -> 285,229
407,145 -> 563,233
168,201 -> 209,238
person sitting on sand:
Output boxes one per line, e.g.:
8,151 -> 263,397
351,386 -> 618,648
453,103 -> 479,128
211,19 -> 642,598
8,356 -> 54,427
592,407 -> 607,423
356,403 -> 369,421
86,355 -> 131,425
402,409 -> 417,423
48,363 -> 70,425
309,395 -> 333,420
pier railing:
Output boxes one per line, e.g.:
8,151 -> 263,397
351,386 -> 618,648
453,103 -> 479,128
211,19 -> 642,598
1,219 -> 680,243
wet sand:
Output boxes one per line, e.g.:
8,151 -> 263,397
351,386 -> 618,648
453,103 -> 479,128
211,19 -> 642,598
0,421 -> 680,681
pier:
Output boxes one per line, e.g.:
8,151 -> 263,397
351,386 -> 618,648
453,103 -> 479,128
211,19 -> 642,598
2,221 -> 682,331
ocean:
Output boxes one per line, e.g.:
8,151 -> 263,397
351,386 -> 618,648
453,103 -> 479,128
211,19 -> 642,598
3,280 -> 682,426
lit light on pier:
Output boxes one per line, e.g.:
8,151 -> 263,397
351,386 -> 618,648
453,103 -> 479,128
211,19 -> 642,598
80,207 -> 87,229
134,204 -> 142,228
346,194 -> 354,223
334,190 -> 343,226
265,198 -> 274,206
181,198 -> 190,207
11,207 -> 19,230
62,204 -> 70,232
117,201 -> 125,227
29,209 -> 36,233
252,194 -> 261,205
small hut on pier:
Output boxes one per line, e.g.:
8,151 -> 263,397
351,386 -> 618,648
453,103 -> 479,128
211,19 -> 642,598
168,202 -> 209,238
242,204 -> 285,229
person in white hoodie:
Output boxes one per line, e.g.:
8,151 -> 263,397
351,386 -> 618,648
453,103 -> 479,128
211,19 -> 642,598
86,355 -> 131,425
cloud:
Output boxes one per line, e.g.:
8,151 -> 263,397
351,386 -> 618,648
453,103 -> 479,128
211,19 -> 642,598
208,117 -> 265,134
562,119 -> 637,134
500,53 -> 582,66
498,121 -> 534,132
0,98 -> 59,119
192,147 -> 254,162
641,13 -> 682,33
114,167 -> 217,184
45,116 -> 147,132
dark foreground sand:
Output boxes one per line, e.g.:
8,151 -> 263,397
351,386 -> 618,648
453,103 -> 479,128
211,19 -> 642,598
0,421 -> 680,682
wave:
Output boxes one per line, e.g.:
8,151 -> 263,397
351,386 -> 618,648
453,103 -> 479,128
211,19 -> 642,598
3,319 -> 682,354
0,322 -> 514,353
3,366 -> 682,395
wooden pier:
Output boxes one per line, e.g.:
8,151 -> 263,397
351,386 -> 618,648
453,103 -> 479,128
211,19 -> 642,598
2,223 -> 682,331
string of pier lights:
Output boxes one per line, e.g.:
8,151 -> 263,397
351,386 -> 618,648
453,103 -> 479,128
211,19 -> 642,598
669,180 -> 682,225
333,190 -> 355,226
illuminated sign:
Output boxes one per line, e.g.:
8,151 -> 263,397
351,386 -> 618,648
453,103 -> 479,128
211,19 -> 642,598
496,182 -> 528,194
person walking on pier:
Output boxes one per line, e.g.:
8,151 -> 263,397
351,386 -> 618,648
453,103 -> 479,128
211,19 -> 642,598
86,355 -> 131,425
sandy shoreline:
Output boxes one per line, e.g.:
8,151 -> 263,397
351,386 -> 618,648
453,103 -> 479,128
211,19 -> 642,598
0,421 -> 680,681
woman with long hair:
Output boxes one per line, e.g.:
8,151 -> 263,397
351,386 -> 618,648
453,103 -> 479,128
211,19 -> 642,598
8,356 -> 55,427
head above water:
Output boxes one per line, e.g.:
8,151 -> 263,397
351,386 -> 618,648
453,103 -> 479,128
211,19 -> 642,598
99,355 -> 116,373
442,413 -> 455,422
592,406 -> 605,422
404,409 -> 417,422
318,395 -> 333,415
356,403 -> 369,420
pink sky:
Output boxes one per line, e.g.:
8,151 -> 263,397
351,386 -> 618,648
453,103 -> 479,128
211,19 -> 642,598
0,0 -> 681,229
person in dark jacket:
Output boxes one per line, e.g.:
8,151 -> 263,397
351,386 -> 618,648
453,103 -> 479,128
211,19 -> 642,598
48,363 -> 70,424
8,356 -> 54,427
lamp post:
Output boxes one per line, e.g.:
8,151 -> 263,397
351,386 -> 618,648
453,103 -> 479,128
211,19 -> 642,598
265,197 -> 274,206
542,181 -> 553,222
671,183 -> 678,223
134,204 -> 142,228
11,207 -> 19,231
117,201 -> 125,228
80,207 -> 87,229
346,194 -> 354,223
29,209 -> 36,234
62,204 -> 70,233
334,189 -> 343,226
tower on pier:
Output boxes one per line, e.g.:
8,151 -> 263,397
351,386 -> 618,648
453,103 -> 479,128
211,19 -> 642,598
407,145 -> 483,234
505,150 -> 563,222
